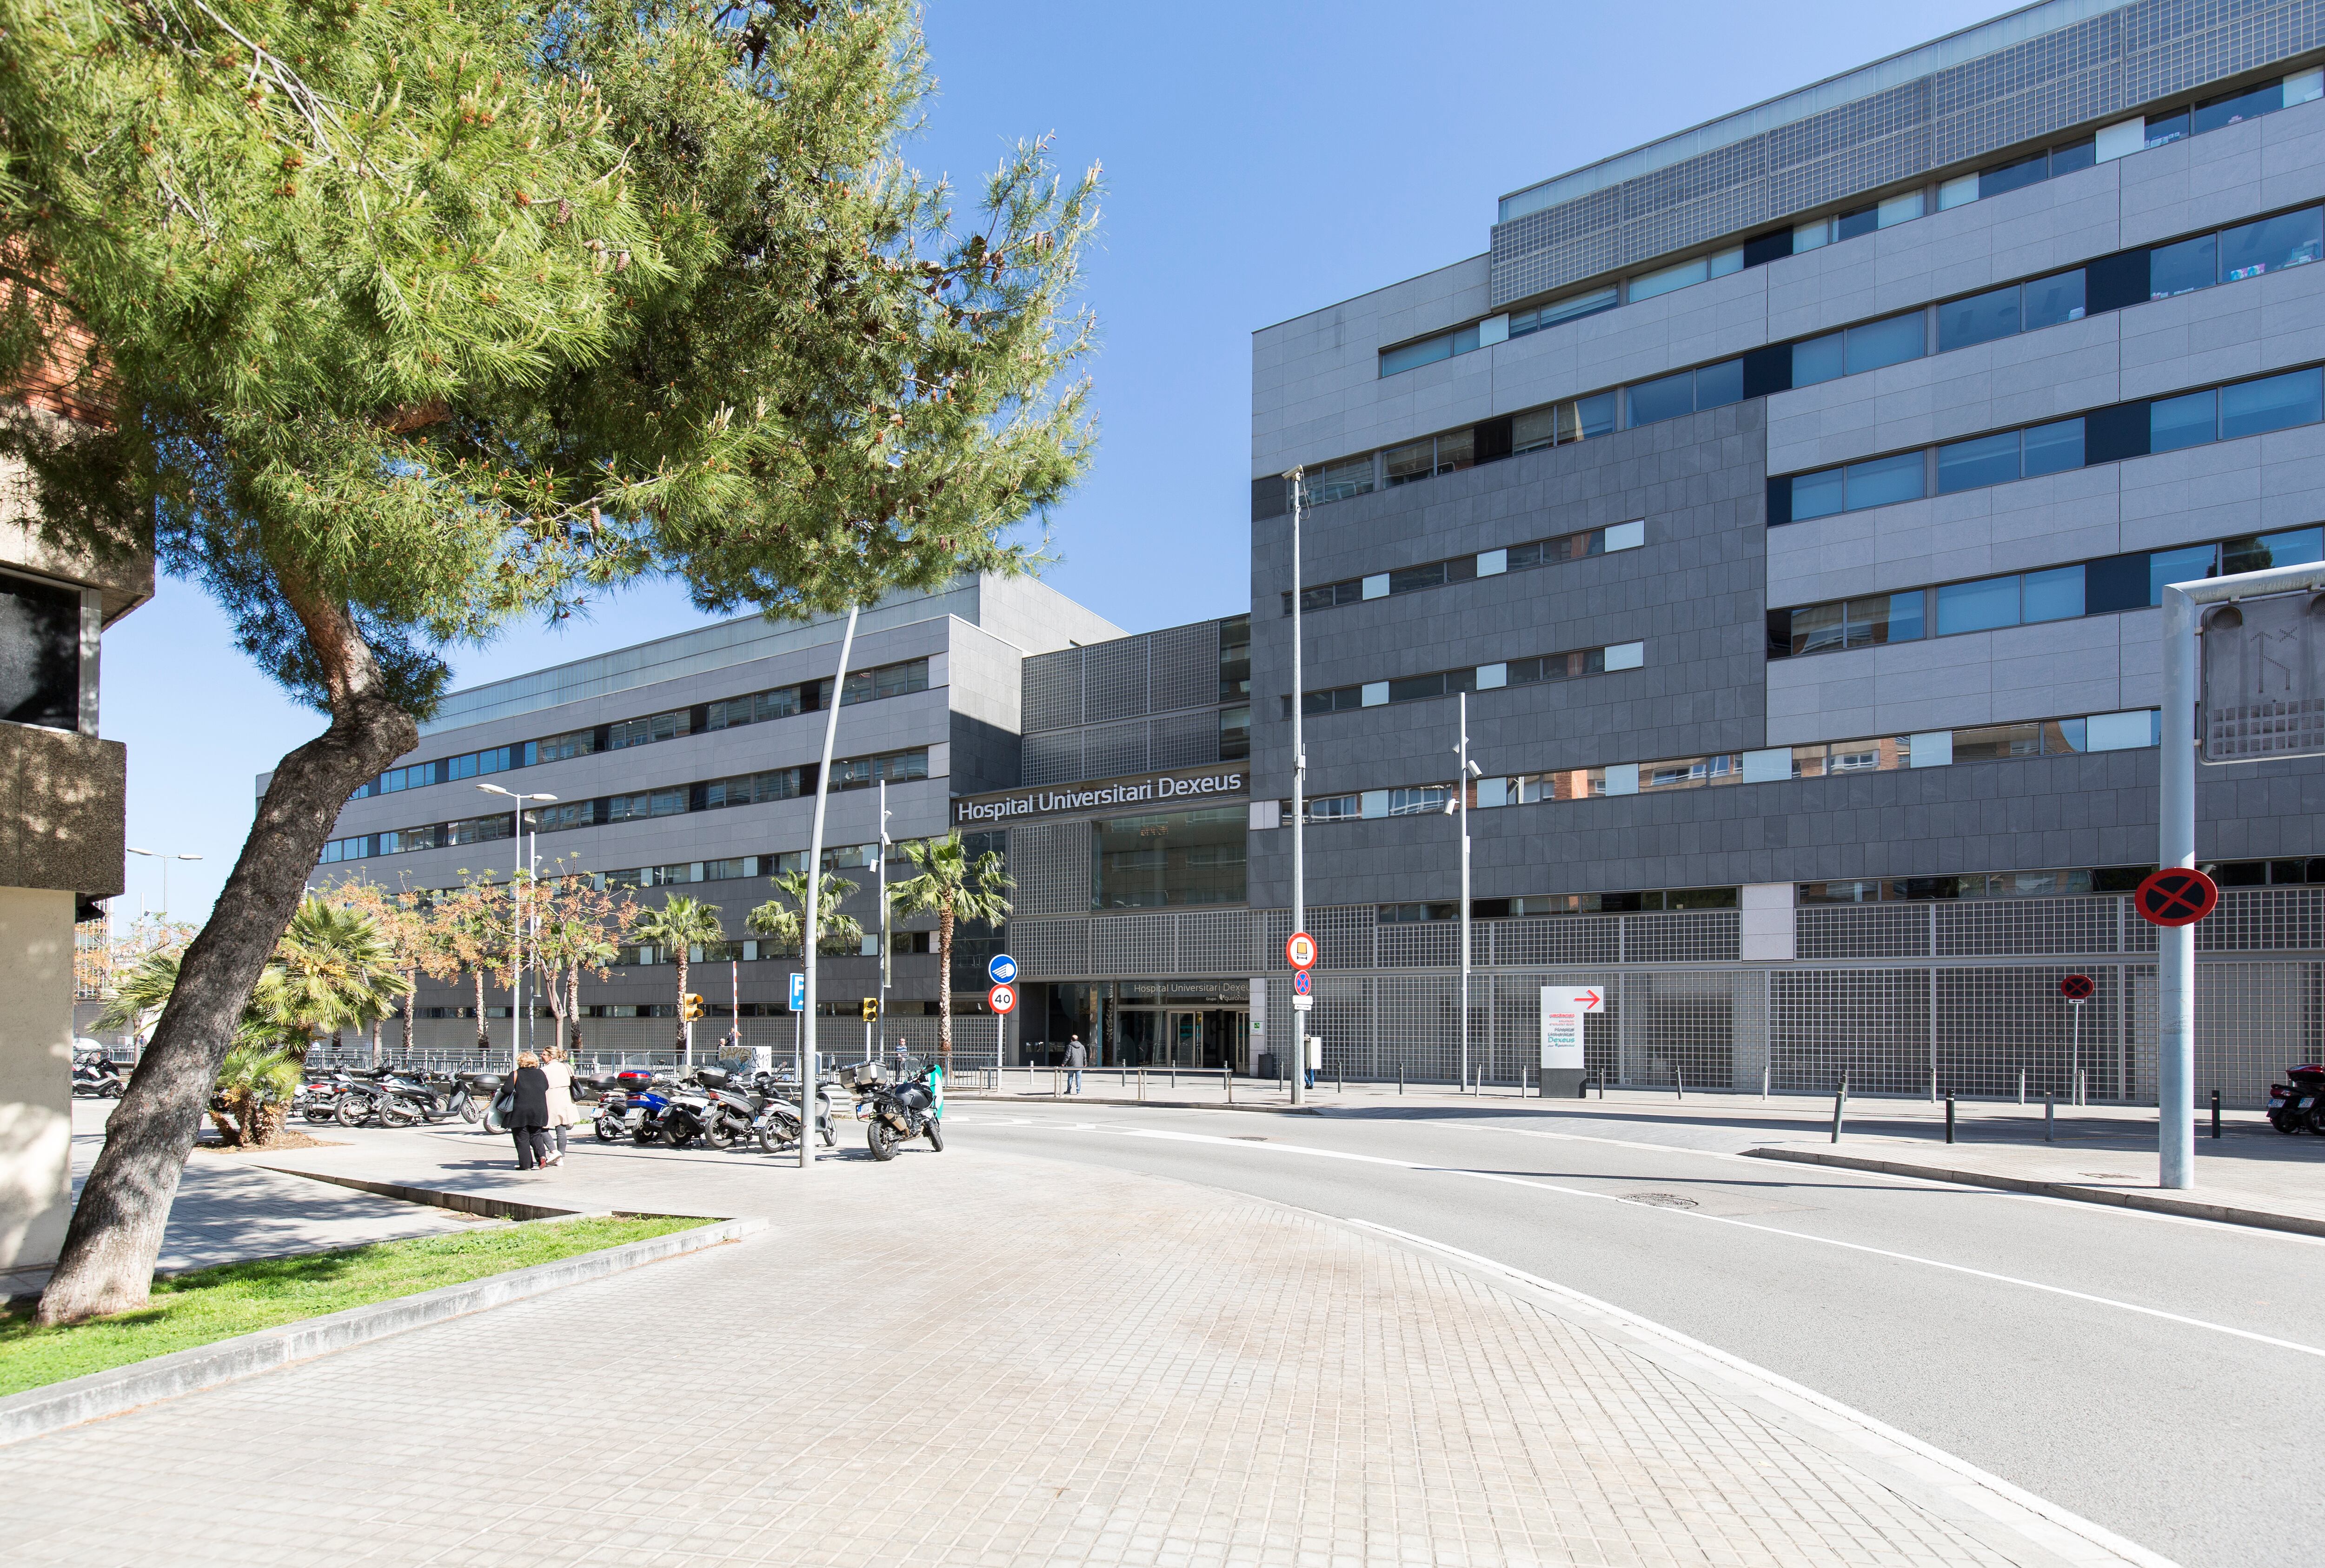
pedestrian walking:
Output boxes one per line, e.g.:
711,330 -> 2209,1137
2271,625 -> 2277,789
540,1044 -> 578,1159
892,1036 -> 909,1079
506,1051 -> 556,1170
1063,1034 -> 1086,1095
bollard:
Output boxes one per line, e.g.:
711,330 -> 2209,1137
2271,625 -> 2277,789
2076,1066 -> 2086,1108
2045,1091 -> 2055,1142
1224,1066 -> 1233,1106
1171,1066 -> 1177,1091
2018,1068 -> 2026,1105
1830,1080 -> 1847,1143
1945,1093 -> 1955,1145
1052,1065 -> 1060,1101
1137,1068 -> 1145,1103
1398,1065 -> 1405,1095
1761,1062 -> 1770,1100
2211,1087 -> 2222,1139
1676,1065 -> 1685,1101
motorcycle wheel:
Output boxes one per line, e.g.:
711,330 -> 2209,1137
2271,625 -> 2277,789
757,1115 -> 799,1154
380,1099 -> 419,1128
595,1117 -> 625,1143
306,1105 -> 337,1124
103,1081 -> 125,1099
2270,1110 -> 2298,1134
458,1095 -> 481,1124
631,1125 -> 661,1146
703,1119 -> 734,1151
926,1118 -> 945,1152
867,1118 -> 900,1161
336,1099 -> 369,1127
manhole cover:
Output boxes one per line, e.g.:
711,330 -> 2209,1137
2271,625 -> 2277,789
1622,1192 -> 1700,1209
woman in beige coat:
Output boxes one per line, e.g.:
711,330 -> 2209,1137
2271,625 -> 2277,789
540,1045 -> 579,1162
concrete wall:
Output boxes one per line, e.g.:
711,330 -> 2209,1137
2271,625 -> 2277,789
0,885 -> 74,1276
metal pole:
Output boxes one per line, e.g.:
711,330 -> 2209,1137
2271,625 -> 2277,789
1457,692 -> 1471,1098
878,778 -> 891,1039
1945,1093 -> 1956,1144
2071,1001 -> 2082,1107
797,604 -> 861,1168
1287,464 -> 1307,1107
511,850 -> 524,1071
2046,1090 -> 2056,1141
2159,581 -> 2198,1189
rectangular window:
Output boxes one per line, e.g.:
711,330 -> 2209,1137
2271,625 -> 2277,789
1379,323 -> 1480,377
2150,388 -> 2219,451
2219,208 -> 2324,281
1217,705 -> 1250,761
1302,454 -> 1375,505
1937,431 -> 2021,492
1937,576 -> 2022,635
1980,151 -> 2049,199
1628,255 -> 1708,302
1792,331 -> 1845,386
2023,269 -> 2087,330
1845,451 -> 1925,509
1509,286 -> 1618,337
1845,313 -> 1925,375
2219,367 -> 2324,439
526,801 -> 597,834
2221,526 -> 2325,576
530,728 -> 595,764
1853,591 -> 1924,646
2021,417 -> 2085,476
2047,138 -> 2096,177
1951,721 -> 2043,762
1788,601 -> 1846,657
1790,466 -> 1846,520
1385,786 -> 1451,816
1694,357 -> 1744,408
608,710 -> 688,749
2148,544 -> 2219,605
1627,370 -> 1694,426
1090,806 -> 1247,910
445,813 -> 514,847
2194,79 -> 2283,135
1937,286 -> 2019,352
2149,233 -> 2217,300
2022,565 -> 2086,622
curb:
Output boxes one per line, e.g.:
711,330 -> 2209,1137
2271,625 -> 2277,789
1745,1146 -> 2325,1237
960,1093 -> 1321,1116
257,1165 -> 607,1223
0,1215 -> 766,1448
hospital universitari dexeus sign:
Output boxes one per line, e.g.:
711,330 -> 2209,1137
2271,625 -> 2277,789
952,766 -> 1247,827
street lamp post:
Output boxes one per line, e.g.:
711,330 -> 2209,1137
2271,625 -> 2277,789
125,847 -> 203,920
1283,466 -> 1307,1105
478,785 -> 557,1065
1444,696 -> 1479,1092
799,604 -> 862,1169
878,777 -> 892,1040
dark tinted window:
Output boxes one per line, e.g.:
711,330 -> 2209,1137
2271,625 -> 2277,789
1626,370 -> 1694,427
0,572 -> 79,729
2023,270 -> 2086,330
2220,208 -> 2325,280
2150,233 -> 2216,299
1845,314 -> 1924,374
2194,79 -> 2283,134
2219,368 -> 2324,439
1937,286 -> 2019,351
1694,358 -> 1744,409
1979,152 -> 2048,199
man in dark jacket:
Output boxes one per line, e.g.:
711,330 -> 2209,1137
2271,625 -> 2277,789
1063,1035 -> 1086,1095
505,1052 -> 555,1170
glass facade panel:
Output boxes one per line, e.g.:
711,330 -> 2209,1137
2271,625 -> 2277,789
2022,565 -> 2086,622
1979,152 -> 2048,198
1693,357 -> 1744,409
1090,806 -> 1246,910
1793,332 -> 1845,386
1952,721 -> 2043,761
2222,526 -> 2325,576
1937,286 -> 2020,351
1845,313 -> 1925,374
2219,367 -> 2324,439
2021,417 -> 2085,476
2149,389 -> 2218,451
1303,454 -> 1375,504
1937,431 -> 2020,492
1627,370 -> 1695,426
2150,233 -> 2217,299
1937,576 -> 2020,635
2148,544 -> 2219,604
1844,451 -> 1926,509
1628,256 -> 1708,302
1790,467 -> 1846,520
2022,270 -> 2087,330
2219,208 -> 2323,280
2194,79 -> 2282,134
1789,601 -> 1846,656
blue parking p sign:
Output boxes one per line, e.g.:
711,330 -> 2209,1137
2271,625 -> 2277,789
789,972 -> 806,1011
988,953 -> 1017,986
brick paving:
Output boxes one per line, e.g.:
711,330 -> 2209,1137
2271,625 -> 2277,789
0,1139 -> 2086,1567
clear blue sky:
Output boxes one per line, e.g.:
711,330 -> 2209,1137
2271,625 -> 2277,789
108,0 -> 2006,925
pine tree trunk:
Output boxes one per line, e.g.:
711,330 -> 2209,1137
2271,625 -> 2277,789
937,905 -> 954,1072
38,590 -> 416,1325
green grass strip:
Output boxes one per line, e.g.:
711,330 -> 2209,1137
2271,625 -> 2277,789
0,1215 -> 708,1396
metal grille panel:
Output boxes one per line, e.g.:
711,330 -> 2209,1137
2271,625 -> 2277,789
1022,731 -> 1083,787
1771,968 -> 1931,1095
1010,820 -> 1087,918
1935,966 -> 2121,1100
1021,647 -> 1083,733
1623,912 -> 1740,963
1015,917 -> 1088,980
1081,636 -> 1149,724
1377,921 -> 1459,968
1621,970 -> 1741,1091
1089,914 -> 1175,976
2199,888 -> 2325,951
1178,909 -> 1255,975
1079,719 -> 1150,781
1491,917 -> 1621,967
1149,707 -> 1218,770
1936,897 -> 2119,956
1148,622 -> 1219,715
1797,904 -> 1931,959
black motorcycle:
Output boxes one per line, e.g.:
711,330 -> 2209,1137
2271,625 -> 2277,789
71,1051 -> 126,1099
846,1062 -> 944,1160
655,1078 -> 719,1149
2266,1065 -> 2325,1132
334,1068 -> 403,1127
380,1071 -> 464,1124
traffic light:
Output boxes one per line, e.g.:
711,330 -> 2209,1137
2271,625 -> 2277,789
860,997 -> 881,1022
681,994 -> 706,1022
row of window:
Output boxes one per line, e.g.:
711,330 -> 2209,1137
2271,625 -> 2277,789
319,748 -> 930,864
1771,525 -> 2325,658
1772,364 -> 2325,523
1315,190 -> 2325,519
1276,708 -> 2159,827
352,657 -> 931,799
1382,887 -> 1742,923
1290,642 -> 1643,717
1464,66 -> 2325,367
589,843 -> 902,892
1283,521 -> 1643,615
1802,854 -> 2325,907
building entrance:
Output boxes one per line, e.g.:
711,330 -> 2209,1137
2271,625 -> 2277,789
1116,1008 -> 1247,1069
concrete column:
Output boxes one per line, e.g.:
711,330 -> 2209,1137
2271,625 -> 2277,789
0,887 -> 75,1276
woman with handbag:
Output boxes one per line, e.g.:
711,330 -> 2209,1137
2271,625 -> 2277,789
505,1052 -> 556,1170
540,1044 -> 578,1160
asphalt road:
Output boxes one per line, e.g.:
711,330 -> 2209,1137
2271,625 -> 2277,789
957,1097 -> 2325,1568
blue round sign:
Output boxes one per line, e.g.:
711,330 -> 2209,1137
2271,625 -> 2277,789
1291,969 -> 1312,996
988,953 -> 1017,985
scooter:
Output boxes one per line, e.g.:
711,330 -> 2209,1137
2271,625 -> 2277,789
71,1051 -> 127,1099
2265,1065 -> 2325,1132
752,1071 -> 837,1153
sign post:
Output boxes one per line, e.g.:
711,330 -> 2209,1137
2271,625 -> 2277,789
989,957 -> 1016,1075
1538,985 -> 1603,1098
1286,935 -> 1317,1091
2159,560 -> 2325,1189
2059,973 -> 2093,1105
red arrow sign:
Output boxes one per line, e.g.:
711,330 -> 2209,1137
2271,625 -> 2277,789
1575,989 -> 1601,1009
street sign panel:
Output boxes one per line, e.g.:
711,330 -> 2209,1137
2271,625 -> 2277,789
788,973 -> 806,1011
2136,867 -> 2219,927
2200,591 -> 2325,761
1539,985 -> 1604,1070
988,953 -> 1017,985
2059,973 -> 2094,1001
1291,969 -> 1312,997
1290,994 -> 1314,1011
987,982 -> 1017,1015
1285,931 -> 1317,969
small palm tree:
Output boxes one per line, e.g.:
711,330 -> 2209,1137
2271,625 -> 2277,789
273,897 -> 414,1058
888,833 -> 1012,1072
95,950 -> 181,1039
746,869 -> 863,955
630,895 -> 727,1063
209,1043 -> 306,1148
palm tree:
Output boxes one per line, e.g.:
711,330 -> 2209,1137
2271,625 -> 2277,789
95,950 -> 182,1041
630,895 -> 727,1064
888,833 -> 1013,1072
746,869 -> 864,955
272,897 -> 414,1059
208,1044 -> 306,1148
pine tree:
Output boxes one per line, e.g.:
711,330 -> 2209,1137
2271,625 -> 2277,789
14,0 -> 1098,1323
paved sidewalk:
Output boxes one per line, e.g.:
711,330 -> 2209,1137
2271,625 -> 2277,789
0,1127 -> 2143,1566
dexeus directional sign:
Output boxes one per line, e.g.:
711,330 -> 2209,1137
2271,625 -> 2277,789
1539,985 -> 1604,1070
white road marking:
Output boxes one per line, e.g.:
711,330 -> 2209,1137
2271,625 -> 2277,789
998,1118 -> 2325,1360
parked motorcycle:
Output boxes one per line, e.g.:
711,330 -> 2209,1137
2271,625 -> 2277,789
335,1068 -> 402,1128
846,1061 -> 944,1160
753,1070 -> 837,1153
295,1071 -> 346,1123
625,1081 -> 675,1145
453,1071 -> 499,1124
2266,1065 -> 2325,1132
71,1051 -> 127,1099
380,1071 -> 464,1124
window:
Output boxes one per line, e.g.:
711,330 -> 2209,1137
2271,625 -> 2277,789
1286,521 -> 1642,616
1508,287 -> 1617,337
1384,429 -> 1473,484
530,728 -> 594,764
1301,454 -> 1375,505
702,767 -> 803,808
1935,270 -> 2086,352
1935,567 -> 2084,635
605,787 -> 687,823
1217,705 -> 1250,761
1218,614 -> 1250,701
1795,312 -> 1927,387
445,814 -> 513,847
2221,526 -> 2325,578
1090,806 -> 1246,909
2219,209 -> 2324,282
1511,394 -> 1615,451
1378,902 -> 1456,923
2152,368 -> 2324,450
1628,359 -> 1744,426
830,748 -> 929,790
1932,418 -> 2085,492
841,658 -> 930,706
1385,786 -> 1451,816
608,710 -> 689,749
526,801 -> 597,834
1380,322 -> 1481,377
1773,592 -> 1924,657
1627,246 -> 1740,303
1979,150 -> 2050,199
1640,754 -> 1739,791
